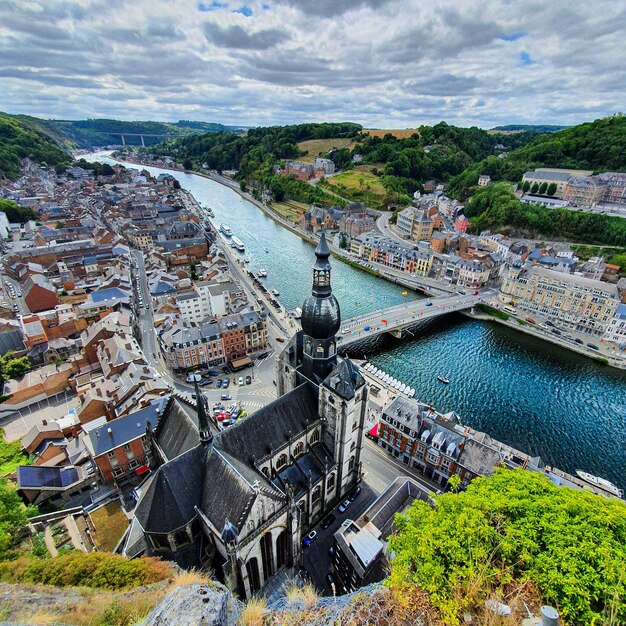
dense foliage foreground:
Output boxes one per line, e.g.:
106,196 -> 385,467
389,469 -> 626,625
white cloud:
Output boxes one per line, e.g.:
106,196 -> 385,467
0,0 -> 624,127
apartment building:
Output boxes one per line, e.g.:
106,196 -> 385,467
396,207 -> 435,242
351,233 -> 433,277
161,321 -> 225,370
313,157 -> 335,176
603,303 -> 626,346
562,177 -> 606,207
176,280 -> 237,326
500,264 -> 620,337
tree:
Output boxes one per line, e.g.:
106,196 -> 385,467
389,468 -> 626,625
339,235 -> 347,249
538,181 -> 548,195
182,158 -> 193,170
0,352 -> 31,382
521,180 -> 531,192
530,182 -> 539,194
55,221 -> 65,229
546,182 -> 557,196
0,478 -> 36,560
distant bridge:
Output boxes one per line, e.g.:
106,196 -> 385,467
98,132 -> 173,147
338,293 -> 478,349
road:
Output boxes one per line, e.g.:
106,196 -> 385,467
302,438 -> 436,594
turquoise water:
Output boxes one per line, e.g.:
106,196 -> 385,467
88,154 -> 626,491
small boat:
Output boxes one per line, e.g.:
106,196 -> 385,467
243,257 -> 250,263
576,471 -> 623,498
231,236 -> 245,252
265,248 -> 269,253
293,307 -> 302,319
437,376 -> 450,384
258,268 -> 267,277
205,206 -> 215,217
271,289 -> 280,297
220,224 -> 233,237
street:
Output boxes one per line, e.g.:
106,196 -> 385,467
302,438 -> 435,595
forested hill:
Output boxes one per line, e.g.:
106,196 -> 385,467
0,114 -> 70,179
491,124 -> 568,133
449,114 -> 626,199
1,113 -> 246,150
154,122 -> 364,177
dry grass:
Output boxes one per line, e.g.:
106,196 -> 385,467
88,502 -> 129,552
8,584 -> 169,626
297,138 -> 356,163
240,597 -> 267,626
321,169 -> 387,207
363,129 -> 420,139
284,583 -> 319,610
171,569 -> 212,588
271,200 -> 309,221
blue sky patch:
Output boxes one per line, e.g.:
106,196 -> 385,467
519,51 -> 534,66
500,32 -> 526,41
198,1 -> 227,11
233,5 -> 253,16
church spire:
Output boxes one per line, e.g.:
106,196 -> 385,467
194,379 -> 212,446
312,233 -> 332,297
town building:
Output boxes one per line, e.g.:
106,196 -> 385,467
478,174 -> 491,186
396,207 -> 435,242
500,264 -> 620,337
132,236 -> 367,599
313,158 -> 335,176
332,477 -> 431,592
603,303 -> 626,346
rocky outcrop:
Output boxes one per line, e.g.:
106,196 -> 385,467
144,582 -> 242,626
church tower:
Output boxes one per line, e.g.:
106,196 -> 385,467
298,234 -> 341,385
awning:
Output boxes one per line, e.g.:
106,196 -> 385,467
368,423 -> 379,438
135,465 -> 149,476
230,356 -> 252,369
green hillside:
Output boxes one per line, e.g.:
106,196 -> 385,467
491,124 -> 568,133
0,114 -> 70,179
449,114 -> 626,199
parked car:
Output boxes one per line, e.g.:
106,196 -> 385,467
275,336 -> 285,343
337,499 -> 351,513
222,366 -> 231,374
208,370 -> 220,377
200,379 -> 213,386
472,290 -> 479,295
216,380 -> 223,388
425,301 -> 433,307
525,317 -> 536,324
574,338 -> 584,345
302,530 -> 318,546
245,375 -> 252,385
222,378 -> 230,388
238,377 -> 244,385
364,325 -> 371,331
551,329 -> 561,335
348,486 -> 361,501
320,514 -> 336,530
221,393 -> 232,401
587,343 -> 600,351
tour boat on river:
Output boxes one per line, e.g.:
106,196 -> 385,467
575,471 -> 623,498
220,224 -> 233,237
231,236 -> 245,252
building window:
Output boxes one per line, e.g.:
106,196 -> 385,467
348,456 -> 355,472
124,444 -> 135,460
294,442 -> 304,458
107,452 -> 119,468
276,453 -> 288,470
350,441 -> 356,452
311,430 -> 320,444
112,468 -> 124,478
327,473 -> 335,490
312,485 -> 321,503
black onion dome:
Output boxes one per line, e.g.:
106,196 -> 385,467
301,293 -> 341,339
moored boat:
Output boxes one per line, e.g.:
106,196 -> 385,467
231,236 -> 245,251
575,470 -> 623,498
258,268 -> 267,277
271,288 -> 280,297
220,224 -> 233,237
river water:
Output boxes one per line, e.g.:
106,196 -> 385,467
87,154 -> 626,491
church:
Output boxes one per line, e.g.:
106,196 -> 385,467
133,234 -> 368,599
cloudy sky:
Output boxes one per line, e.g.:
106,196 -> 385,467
0,0 -> 624,128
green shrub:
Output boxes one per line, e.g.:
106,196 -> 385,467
476,303 -> 509,320
0,552 -> 173,590
389,468 -> 626,625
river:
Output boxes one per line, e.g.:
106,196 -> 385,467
86,153 -> 626,491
